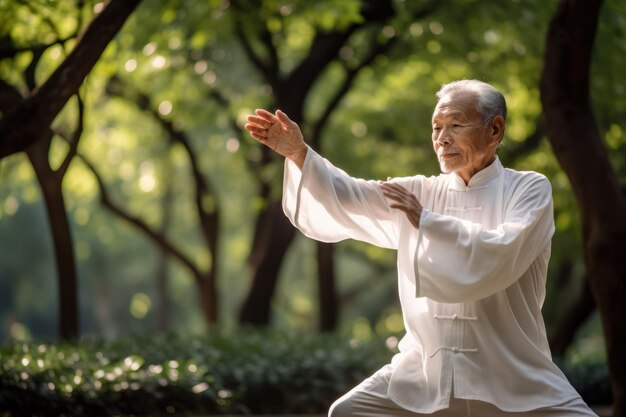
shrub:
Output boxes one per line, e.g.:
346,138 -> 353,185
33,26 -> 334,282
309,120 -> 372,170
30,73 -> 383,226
0,330 -> 392,416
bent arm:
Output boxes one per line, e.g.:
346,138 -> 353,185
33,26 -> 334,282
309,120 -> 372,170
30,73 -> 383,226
283,147 -> 400,248
415,176 -> 554,302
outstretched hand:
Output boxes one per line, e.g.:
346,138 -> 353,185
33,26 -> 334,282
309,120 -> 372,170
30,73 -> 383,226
245,109 -> 308,168
380,181 -> 423,229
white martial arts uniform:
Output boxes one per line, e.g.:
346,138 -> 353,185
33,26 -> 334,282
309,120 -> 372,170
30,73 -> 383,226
282,147 -> 597,416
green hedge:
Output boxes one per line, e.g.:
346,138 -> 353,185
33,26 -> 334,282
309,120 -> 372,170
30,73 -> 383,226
0,330 -> 391,416
0,331 -> 611,416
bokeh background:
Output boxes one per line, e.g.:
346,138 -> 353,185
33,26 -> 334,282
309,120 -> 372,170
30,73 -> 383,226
0,0 -> 623,414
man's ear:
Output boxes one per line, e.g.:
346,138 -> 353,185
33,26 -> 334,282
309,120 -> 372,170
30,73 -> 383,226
489,115 -> 505,146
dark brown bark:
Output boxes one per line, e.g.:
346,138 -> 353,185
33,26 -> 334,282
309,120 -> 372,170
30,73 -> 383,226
0,0 -> 142,158
540,0 -> 626,414
22,91 -> 84,341
27,135 -> 79,340
317,242 -> 338,331
240,200 -> 296,325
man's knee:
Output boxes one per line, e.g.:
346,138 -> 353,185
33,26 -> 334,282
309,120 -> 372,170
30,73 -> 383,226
328,394 -> 354,417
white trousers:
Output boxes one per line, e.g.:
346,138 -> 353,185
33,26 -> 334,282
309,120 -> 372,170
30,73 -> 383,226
328,369 -> 598,417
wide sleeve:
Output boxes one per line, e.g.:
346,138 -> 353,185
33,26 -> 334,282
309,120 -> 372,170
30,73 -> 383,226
414,175 -> 555,302
282,147 -> 399,249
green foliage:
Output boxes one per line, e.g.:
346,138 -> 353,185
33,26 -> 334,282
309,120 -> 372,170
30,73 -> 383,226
0,0 -> 624,363
0,330 -> 392,415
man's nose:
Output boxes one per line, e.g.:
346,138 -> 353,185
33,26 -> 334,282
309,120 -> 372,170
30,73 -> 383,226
436,129 -> 452,145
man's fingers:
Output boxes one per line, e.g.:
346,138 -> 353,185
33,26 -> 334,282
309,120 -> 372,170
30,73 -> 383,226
247,115 -> 272,128
380,183 -> 409,200
255,109 -> 278,123
244,123 -> 267,136
247,129 -> 265,140
276,110 -> 297,128
389,203 -> 407,211
381,188 -> 400,199
380,181 -> 422,229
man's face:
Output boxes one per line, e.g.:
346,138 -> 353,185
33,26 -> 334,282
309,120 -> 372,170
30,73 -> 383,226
431,91 -> 498,183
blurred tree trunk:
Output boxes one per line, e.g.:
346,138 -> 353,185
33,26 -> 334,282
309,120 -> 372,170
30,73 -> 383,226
317,242 -> 338,331
540,0 -> 626,413
27,134 -> 79,340
240,200 -> 297,325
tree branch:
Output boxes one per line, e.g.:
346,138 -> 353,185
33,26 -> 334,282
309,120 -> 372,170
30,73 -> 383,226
0,0 -> 142,159
55,93 -> 84,178
308,31 -> 398,149
79,153 -> 202,278
287,0 -> 395,100
24,48 -> 45,93
0,35 -> 74,60
105,76 -> 219,252
230,0 -> 280,86
307,0 -> 442,147
234,24 -> 279,86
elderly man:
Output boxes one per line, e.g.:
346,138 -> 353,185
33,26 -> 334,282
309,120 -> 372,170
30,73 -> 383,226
245,80 -> 596,417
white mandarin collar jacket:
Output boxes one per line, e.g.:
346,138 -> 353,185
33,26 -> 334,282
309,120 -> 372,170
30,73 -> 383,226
283,147 -> 582,413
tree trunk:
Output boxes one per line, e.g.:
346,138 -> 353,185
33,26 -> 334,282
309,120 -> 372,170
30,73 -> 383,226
156,175 -> 174,332
540,0 -> 626,414
240,200 -> 296,325
197,273 -> 218,325
27,138 -> 78,340
317,242 -> 338,332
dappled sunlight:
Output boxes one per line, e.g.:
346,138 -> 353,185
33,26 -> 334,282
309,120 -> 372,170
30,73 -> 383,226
225,137 -> 240,153
130,293 -> 152,319
0,0 -> 620,412
3,196 -> 19,216
0,330 -> 400,414
124,58 -> 137,72
150,55 -> 167,69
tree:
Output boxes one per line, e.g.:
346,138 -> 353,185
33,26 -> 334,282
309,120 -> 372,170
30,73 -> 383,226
0,0 -> 142,339
540,0 -> 626,413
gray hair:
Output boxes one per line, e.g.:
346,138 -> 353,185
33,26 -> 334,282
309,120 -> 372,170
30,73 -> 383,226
436,80 -> 507,128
